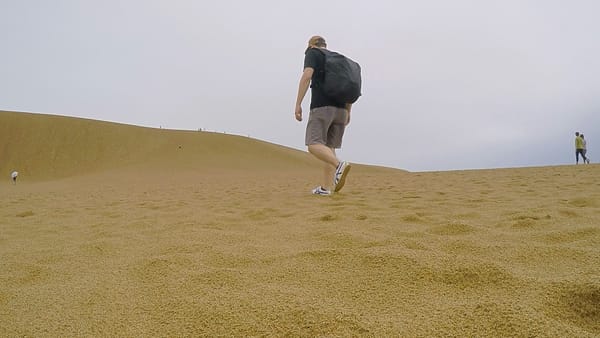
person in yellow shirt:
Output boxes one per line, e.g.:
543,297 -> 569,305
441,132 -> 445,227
575,132 -> 588,164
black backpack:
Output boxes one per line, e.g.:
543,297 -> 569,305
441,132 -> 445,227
317,49 -> 362,104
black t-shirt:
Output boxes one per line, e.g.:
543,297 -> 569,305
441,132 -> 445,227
303,48 -> 346,109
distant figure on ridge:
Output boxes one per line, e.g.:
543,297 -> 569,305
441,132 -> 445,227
581,134 -> 590,163
294,35 -> 361,195
11,171 -> 18,184
575,132 -> 588,164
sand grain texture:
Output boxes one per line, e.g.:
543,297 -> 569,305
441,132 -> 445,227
1,111 -> 599,336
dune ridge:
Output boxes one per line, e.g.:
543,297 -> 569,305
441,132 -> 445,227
1,111 -> 599,336
0,110 -> 320,180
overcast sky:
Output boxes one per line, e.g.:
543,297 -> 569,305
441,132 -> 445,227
2,0 -> 599,171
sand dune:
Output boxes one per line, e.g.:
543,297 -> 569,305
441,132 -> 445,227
1,111 -> 599,336
0,111 -> 319,180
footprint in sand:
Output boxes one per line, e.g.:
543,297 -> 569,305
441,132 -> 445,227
547,283 -> 600,333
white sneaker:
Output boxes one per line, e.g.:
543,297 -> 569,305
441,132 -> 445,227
333,161 -> 351,192
312,186 -> 332,196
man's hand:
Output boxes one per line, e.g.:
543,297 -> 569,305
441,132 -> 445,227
295,105 -> 303,121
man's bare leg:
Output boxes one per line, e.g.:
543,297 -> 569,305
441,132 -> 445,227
308,144 -> 338,191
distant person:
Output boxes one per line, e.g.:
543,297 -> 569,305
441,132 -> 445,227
575,132 -> 588,164
294,35 -> 353,196
581,134 -> 590,164
11,171 -> 18,184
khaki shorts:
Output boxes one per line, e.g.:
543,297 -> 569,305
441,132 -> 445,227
305,106 -> 348,149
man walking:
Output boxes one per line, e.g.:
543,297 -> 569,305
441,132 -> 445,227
575,132 -> 588,164
295,35 -> 352,195
581,134 -> 590,164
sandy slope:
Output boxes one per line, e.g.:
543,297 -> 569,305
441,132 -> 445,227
1,111 -> 599,337
0,111 -> 316,180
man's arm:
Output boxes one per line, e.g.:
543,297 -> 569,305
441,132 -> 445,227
345,103 -> 352,125
295,67 -> 314,121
